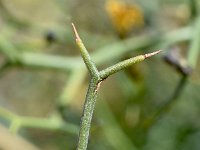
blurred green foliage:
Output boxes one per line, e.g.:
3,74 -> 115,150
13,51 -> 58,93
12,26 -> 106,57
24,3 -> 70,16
0,0 -> 200,150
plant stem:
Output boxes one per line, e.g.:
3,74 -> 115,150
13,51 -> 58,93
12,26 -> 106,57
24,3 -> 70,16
77,77 -> 100,150
72,23 -> 161,150
0,25 -> 191,72
72,24 -> 101,150
59,69 -> 86,107
19,116 -> 79,134
0,107 -> 79,134
20,52 -> 82,71
99,50 -> 161,79
187,17 -> 200,68
72,23 -> 99,77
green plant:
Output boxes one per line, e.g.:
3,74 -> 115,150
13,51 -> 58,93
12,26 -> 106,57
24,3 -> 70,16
71,23 -> 161,150
0,1 -> 199,149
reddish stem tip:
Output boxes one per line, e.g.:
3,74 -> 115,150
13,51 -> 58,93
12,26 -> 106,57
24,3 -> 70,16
71,23 -> 81,41
144,50 -> 162,59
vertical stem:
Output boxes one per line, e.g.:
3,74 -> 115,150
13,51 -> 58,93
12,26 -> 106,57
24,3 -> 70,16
72,23 -> 161,150
77,77 -> 100,150
187,18 -> 200,68
59,69 -> 86,107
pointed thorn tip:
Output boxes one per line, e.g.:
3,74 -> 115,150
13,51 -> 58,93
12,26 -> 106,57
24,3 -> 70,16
144,50 -> 162,59
71,23 -> 81,41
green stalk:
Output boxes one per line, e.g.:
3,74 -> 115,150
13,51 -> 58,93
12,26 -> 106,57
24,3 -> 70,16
59,69 -> 86,107
77,77 -> 100,150
187,18 -> 200,68
0,107 -> 79,134
72,24 -> 161,150
72,23 -> 99,77
0,26 -> 191,72
99,50 -> 161,79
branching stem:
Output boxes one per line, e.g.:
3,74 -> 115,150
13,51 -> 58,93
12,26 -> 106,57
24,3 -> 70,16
72,23 -> 161,150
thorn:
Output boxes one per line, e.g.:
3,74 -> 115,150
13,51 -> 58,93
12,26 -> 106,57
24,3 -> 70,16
71,23 -> 81,42
144,50 -> 162,59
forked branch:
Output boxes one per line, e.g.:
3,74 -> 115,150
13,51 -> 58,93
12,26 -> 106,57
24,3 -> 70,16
72,23 -> 161,150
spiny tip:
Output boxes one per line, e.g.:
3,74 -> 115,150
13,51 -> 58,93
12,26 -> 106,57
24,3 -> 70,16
71,23 -> 81,41
144,50 -> 162,59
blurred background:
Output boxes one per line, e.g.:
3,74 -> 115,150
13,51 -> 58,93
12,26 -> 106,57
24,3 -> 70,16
0,0 -> 200,150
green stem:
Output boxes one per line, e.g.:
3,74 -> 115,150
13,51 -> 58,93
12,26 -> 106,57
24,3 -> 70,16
59,69 -> 86,107
0,26 -> 191,72
20,52 -> 82,71
159,26 -> 192,48
19,116 -> 78,134
99,50 -> 161,79
76,51 -> 160,150
77,78 -> 100,150
72,23 -> 99,77
72,23 -> 161,150
187,18 -> 200,68
0,107 -> 79,134
72,24 -> 101,150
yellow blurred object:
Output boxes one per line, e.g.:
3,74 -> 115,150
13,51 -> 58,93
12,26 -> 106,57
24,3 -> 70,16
106,0 -> 144,38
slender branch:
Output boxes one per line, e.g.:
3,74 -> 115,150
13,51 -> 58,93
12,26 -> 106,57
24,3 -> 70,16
99,50 -> 162,80
19,115 -> 79,134
72,23 -> 99,77
187,17 -> 200,68
20,52 -> 82,71
58,69 -> 86,107
73,23 -> 161,150
0,107 -> 78,134
0,26 -> 191,72
57,27 -> 191,110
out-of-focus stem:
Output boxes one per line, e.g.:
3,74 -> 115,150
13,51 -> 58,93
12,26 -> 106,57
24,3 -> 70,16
187,18 -> 200,68
0,107 -> 79,134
